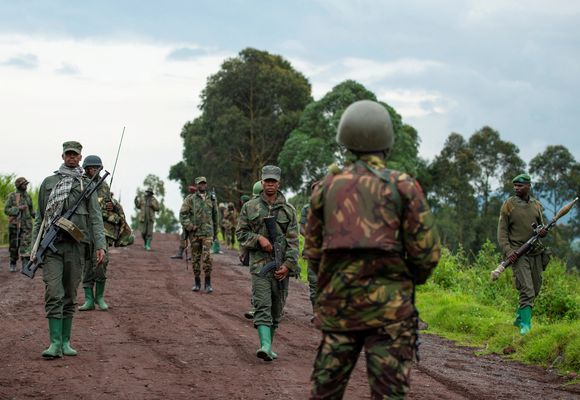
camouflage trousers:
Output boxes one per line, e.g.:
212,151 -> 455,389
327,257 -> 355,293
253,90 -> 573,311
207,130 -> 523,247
190,236 -> 213,277
307,266 -> 318,308
513,253 -> 543,308
8,225 -> 32,263
310,318 -> 416,400
225,227 -> 236,248
42,240 -> 87,319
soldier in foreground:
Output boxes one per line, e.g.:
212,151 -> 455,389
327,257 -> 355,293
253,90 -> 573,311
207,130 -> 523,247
4,177 -> 35,272
497,174 -> 548,335
180,176 -> 218,293
171,182 -> 197,260
236,166 -> 300,361
134,187 -> 159,250
305,100 -> 440,398
31,141 -> 106,358
241,180 -> 263,320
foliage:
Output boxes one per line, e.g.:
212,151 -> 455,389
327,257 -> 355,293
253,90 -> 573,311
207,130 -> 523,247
169,47 -> 312,205
278,80 -> 423,194
419,244 -> 580,373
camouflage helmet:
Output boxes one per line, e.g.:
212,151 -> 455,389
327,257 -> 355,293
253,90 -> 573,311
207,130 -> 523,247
15,177 -> 29,188
336,100 -> 394,153
82,155 -> 103,168
252,180 -> 263,196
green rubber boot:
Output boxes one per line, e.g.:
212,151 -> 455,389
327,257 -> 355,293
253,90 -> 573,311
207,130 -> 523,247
256,325 -> 273,362
145,238 -> 152,251
211,240 -> 221,254
519,306 -> 532,335
95,281 -> 109,310
513,307 -> 522,328
42,318 -> 63,358
78,286 -> 95,311
61,318 -> 77,356
270,326 -> 278,359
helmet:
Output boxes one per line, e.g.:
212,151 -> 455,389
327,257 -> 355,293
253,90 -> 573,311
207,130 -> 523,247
82,155 -> 103,168
336,100 -> 394,152
252,181 -> 263,196
15,177 -> 29,188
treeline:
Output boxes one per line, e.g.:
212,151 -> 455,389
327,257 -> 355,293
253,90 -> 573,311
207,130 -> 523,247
169,47 -> 579,269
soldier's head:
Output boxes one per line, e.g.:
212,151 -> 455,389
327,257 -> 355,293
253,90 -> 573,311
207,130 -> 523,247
261,165 -> 281,197
228,202 -> 235,210
195,176 -> 207,193
336,100 -> 394,159
15,177 -> 29,191
252,180 -> 263,197
145,188 -> 154,196
82,155 -> 103,178
240,194 -> 250,204
512,174 -> 531,199
188,183 -> 197,194
61,140 -> 83,168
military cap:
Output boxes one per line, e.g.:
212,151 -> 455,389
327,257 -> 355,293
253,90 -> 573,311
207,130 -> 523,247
512,173 -> 531,184
15,177 -> 29,188
62,140 -> 82,154
261,165 -> 281,181
195,176 -> 207,184
145,188 -> 154,194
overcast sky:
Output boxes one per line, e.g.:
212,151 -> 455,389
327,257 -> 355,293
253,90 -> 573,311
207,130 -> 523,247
1,0 -> 579,216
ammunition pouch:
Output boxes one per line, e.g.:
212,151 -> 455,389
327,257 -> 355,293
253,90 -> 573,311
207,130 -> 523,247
54,217 -> 84,242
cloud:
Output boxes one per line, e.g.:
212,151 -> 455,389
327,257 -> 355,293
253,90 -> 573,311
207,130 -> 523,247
55,62 -> 80,75
1,53 -> 38,69
166,47 -> 205,61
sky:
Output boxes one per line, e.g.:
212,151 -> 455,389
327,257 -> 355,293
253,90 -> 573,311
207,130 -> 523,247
1,0 -> 579,218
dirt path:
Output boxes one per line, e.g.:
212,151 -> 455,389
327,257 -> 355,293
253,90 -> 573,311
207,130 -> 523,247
0,233 -> 578,399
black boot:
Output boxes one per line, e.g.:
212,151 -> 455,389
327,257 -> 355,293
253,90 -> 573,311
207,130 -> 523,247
192,276 -> 201,292
204,276 -> 213,293
9,262 -> 17,272
170,247 -> 184,259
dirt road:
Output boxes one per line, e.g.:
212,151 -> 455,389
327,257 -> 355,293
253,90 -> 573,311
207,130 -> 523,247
0,233 -> 578,399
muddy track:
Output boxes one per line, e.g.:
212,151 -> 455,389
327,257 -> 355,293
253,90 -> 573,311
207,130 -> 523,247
0,233 -> 578,399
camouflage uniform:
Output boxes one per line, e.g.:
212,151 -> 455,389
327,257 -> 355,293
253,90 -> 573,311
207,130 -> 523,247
305,153 -> 439,396
31,141 -> 106,358
4,178 -> 35,270
222,204 -> 238,248
134,190 -> 159,249
179,179 -> 218,291
299,203 -> 317,308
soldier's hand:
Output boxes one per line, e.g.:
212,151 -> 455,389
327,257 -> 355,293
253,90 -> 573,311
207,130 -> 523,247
96,249 -> 106,264
538,227 -> 548,238
18,204 -> 28,211
507,251 -> 518,264
258,235 -> 273,252
274,264 -> 289,280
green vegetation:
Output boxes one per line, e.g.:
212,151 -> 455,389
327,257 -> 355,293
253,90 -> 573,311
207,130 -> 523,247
0,174 -> 39,246
418,243 -> 579,373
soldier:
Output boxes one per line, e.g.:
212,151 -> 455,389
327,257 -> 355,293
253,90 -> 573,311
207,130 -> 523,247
241,180 -> 263,320
179,176 -> 218,293
305,100 -> 440,398
498,173 -> 548,335
31,141 -> 106,358
4,177 -> 35,272
134,187 -> 160,250
299,200 -> 317,322
236,166 -> 300,361
222,202 -> 238,249
171,183 -> 197,259
78,155 -> 125,311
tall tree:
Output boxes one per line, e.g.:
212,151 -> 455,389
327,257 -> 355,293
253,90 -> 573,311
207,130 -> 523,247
278,80 -> 422,193
170,48 -> 312,203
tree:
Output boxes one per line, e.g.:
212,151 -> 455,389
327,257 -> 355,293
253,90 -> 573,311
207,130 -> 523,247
170,48 -> 312,203
131,174 -> 178,233
278,80 -> 422,193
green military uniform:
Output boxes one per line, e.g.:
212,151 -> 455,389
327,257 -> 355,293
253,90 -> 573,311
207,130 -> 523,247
236,166 -> 300,361
299,203 -> 317,309
222,203 -> 238,248
497,173 -> 547,335
31,141 -> 106,358
4,177 -> 35,272
305,101 -> 440,399
134,189 -> 160,250
179,176 -> 218,292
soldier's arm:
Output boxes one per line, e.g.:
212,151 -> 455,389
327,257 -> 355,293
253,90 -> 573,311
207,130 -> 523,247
399,175 -> 441,285
235,203 -> 260,249
89,191 -> 106,251
4,193 -> 18,216
134,196 -> 141,209
282,207 -> 300,274
179,197 -> 192,227
497,202 -> 511,256
151,197 -> 160,212
304,183 -> 324,273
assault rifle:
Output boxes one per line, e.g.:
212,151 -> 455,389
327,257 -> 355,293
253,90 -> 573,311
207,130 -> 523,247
491,197 -> 578,281
259,215 -> 286,290
22,170 -> 110,279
